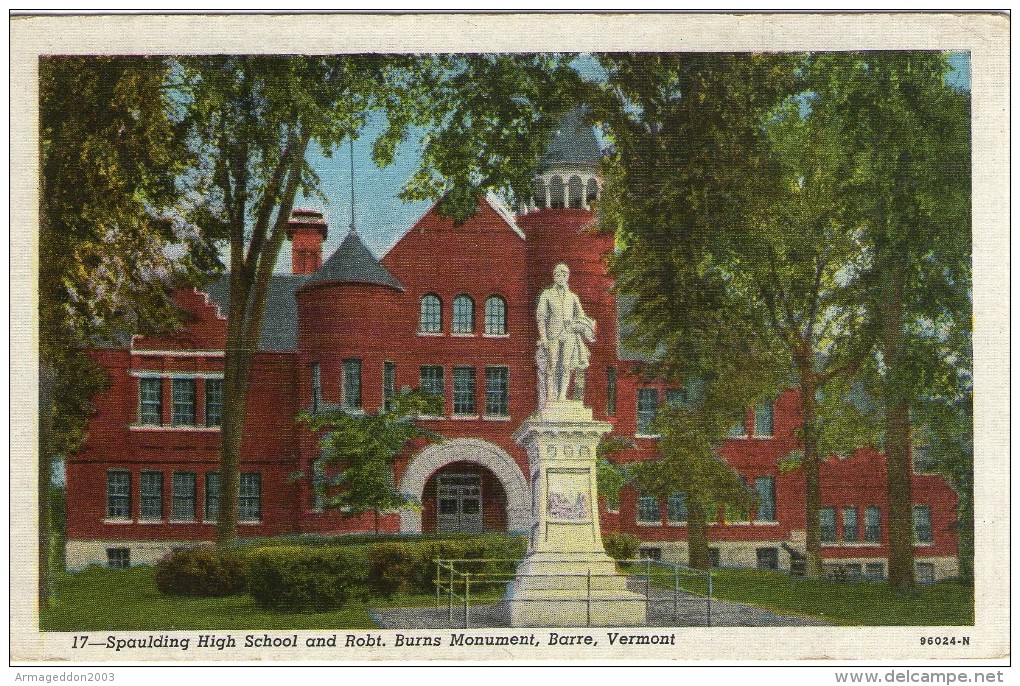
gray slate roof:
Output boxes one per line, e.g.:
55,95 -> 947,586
543,108 -> 602,166
205,274 -> 307,351
306,231 -> 403,290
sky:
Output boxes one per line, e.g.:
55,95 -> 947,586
280,51 -> 972,273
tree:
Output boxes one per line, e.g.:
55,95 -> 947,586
628,376 -> 758,570
39,57 -> 214,606
186,55 -> 584,543
595,53 -> 880,577
297,389 -> 442,534
806,52 -> 971,593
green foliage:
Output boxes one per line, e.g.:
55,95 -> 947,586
366,534 -> 527,597
602,533 -> 640,561
246,546 -> 370,612
595,435 -> 632,509
297,389 -> 442,518
154,547 -> 249,598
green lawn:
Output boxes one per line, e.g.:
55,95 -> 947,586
42,566 -> 374,631
685,568 -> 973,626
42,563 -> 973,631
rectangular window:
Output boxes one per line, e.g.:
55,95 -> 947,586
139,471 -> 163,521
865,506 -> 881,543
485,366 -> 509,416
865,562 -> 885,581
638,547 -> 662,561
205,472 -> 220,521
453,366 -> 476,415
755,476 -> 777,522
636,388 -> 659,435
383,361 -> 396,411
819,507 -> 837,543
637,494 -> 661,524
844,563 -> 863,580
843,506 -> 859,542
239,472 -> 261,522
667,492 -> 687,523
107,548 -> 130,569
171,378 -> 197,426
420,365 -> 444,410
606,368 -> 617,417
754,399 -> 774,436
913,505 -> 933,544
916,562 -> 936,585
756,547 -> 779,570
205,378 -> 223,427
342,359 -> 362,410
106,471 -> 131,520
311,362 -> 322,412
171,472 -> 197,521
139,377 -> 162,425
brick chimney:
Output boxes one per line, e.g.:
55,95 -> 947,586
286,209 -> 328,275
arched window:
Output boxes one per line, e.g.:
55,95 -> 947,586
532,178 -> 548,209
568,176 -> 584,208
549,176 -> 565,209
484,296 -> 507,335
419,294 -> 442,333
586,178 -> 599,204
452,294 -> 475,334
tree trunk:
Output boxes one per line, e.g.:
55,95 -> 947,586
38,363 -> 56,610
882,256 -> 915,595
799,360 -> 824,579
686,500 -> 710,570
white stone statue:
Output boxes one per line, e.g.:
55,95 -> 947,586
536,263 -> 596,406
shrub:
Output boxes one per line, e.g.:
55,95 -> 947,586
603,533 -> 640,561
367,534 -> 527,596
246,546 -> 369,612
154,547 -> 248,597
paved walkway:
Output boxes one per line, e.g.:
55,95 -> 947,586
371,583 -> 830,628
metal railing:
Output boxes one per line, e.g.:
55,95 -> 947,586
434,557 -> 714,628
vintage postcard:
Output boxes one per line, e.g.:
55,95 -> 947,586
9,12 -> 1010,671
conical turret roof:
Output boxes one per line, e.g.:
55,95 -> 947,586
305,231 -> 403,290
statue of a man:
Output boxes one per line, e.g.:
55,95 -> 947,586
536,263 -> 595,405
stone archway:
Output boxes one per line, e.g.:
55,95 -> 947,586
399,438 -> 530,533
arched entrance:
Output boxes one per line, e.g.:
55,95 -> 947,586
398,438 -> 530,533
422,461 -> 507,533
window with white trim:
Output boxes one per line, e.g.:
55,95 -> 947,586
453,366 -> 477,415
485,366 -> 509,416
420,366 -> 444,411
754,399 -> 774,436
171,378 -> 197,426
452,295 -> 475,334
637,494 -> 661,524
139,378 -> 162,425
484,296 -> 507,335
107,548 -> 130,569
913,505 -> 933,544
667,492 -> 687,523
383,361 -> 396,411
239,472 -> 261,522
636,388 -> 659,435
107,471 -> 131,520
819,507 -> 837,543
140,471 -> 163,521
606,368 -> 617,416
343,359 -> 362,410
311,362 -> 322,413
843,506 -> 859,542
755,476 -> 777,522
865,506 -> 881,543
419,294 -> 442,333
205,378 -> 223,427
171,472 -> 197,521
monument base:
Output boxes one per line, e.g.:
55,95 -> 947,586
505,552 -> 647,627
